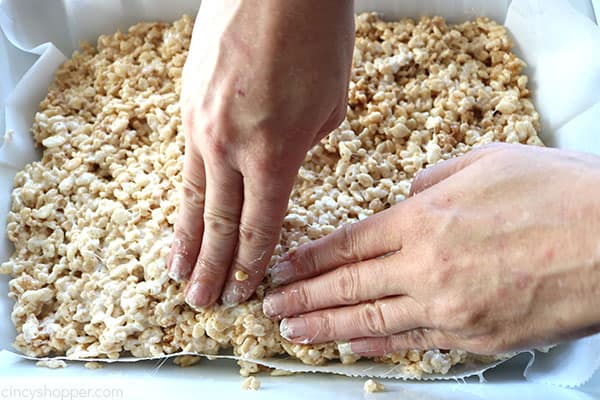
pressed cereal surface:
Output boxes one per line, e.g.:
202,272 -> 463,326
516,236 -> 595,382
1,13 -> 542,378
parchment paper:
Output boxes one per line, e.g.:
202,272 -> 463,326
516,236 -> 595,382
1,0 -> 599,386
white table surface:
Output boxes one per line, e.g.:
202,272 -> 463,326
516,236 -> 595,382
1,1 -> 599,398
1,350 -> 599,400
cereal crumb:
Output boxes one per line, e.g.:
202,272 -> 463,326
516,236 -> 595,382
270,369 -> 295,377
84,361 -> 104,369
235,270 -> 249,281
363,379 -> 385,393
36,360 -> 67,369
173,355 -> 201,367
2,129 -> 14,144
241,376 -> 261,390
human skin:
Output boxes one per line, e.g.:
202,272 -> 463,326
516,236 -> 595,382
167,0 -> 355,308
263,144 -> 600,356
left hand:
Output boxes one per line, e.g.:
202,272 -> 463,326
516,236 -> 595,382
169,0 -> 355,308
262,143 -> 600,356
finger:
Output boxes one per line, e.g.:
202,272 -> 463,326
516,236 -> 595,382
168,148 -> 206,282
185,164 -> 243,309
278,296 -> 426,344
270,206 -> 405,286
410,142 -> 508,196
263,255 -> 403,319
220,173 -> 295,306
341,329 -> 454,357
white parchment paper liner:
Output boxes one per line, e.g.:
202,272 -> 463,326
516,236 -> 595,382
1,0 -> 599,385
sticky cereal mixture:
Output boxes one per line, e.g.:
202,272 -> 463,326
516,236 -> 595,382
1,14 -> 541,378
363,379 -> 385,393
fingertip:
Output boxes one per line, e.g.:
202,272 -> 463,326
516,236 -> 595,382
167,236 -> 195,282
185,280 -> 215,309
221,270 -> 261,306
270,260 -> 295,285
220,283 -> 246,307
262,290 -> 284,319
279,318 -> 291,340
279,318 -> 311,343
168,254 -> 192,282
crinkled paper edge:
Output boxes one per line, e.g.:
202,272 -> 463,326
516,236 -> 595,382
7,349 -> 532,381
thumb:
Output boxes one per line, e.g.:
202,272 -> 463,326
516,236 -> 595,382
409,143 -> 507,196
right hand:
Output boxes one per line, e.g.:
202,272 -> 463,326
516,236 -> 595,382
168,0 -> 356,308
263,144 -> 600,355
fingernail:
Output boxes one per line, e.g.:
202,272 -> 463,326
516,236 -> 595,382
337,341 -> 355,358
186,282 -> 210,309
270,261 -> 295,285
262,291 -> 284,318
168,255 -> 189,282
221,284 -> 245,307
279,318 -> 308,342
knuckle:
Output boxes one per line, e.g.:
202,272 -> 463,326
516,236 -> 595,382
173,223 -> 197,245
181,177 -> 205,209
290,285 -> 313,309
204,138 -> 228,161
204,208 -> 239,238
359,302 -> 389,337
248,154 -> 280,177
316,312 -> 335,337
200,123 -> 230,161
333,267 -> 361,304
336,223 -> 359,263
239,222 -> 278,248
196,256 -> 224,279
449,303 -> 485,331
289,246 -> 319,277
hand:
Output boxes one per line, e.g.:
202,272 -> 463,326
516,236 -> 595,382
168,0 -> 355,308
263,143 -> 600,356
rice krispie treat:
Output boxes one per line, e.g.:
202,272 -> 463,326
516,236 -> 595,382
1,13 -> 541,378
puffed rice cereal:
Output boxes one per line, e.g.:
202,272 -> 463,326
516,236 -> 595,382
363,379 -> 385,393
84,361 -> 105,369
1,13 -> 541,378
241,375 -> 261,391
36,360 -> 67,369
